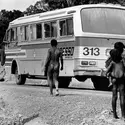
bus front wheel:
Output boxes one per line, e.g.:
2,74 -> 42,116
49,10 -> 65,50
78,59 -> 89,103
15,67 -> 26,85
91,77 -> 109,90
58,77 -> 71,88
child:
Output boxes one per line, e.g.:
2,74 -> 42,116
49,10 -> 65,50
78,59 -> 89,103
105,42 -> 125,68
44,39 -> 63,96
106,49 -> 125,119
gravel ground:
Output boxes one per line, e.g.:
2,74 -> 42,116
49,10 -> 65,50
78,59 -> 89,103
0,69 -> 124,125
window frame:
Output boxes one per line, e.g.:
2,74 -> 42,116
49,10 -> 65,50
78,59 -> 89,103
44,20 -> 58,39
59,17 -> 74,37
9,27 -> 18,41
24,25 -> 29,41
5,27 -> 18,48
36,23 -> 42,39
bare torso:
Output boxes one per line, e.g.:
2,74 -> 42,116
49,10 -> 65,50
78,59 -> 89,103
111,61 -> 125,78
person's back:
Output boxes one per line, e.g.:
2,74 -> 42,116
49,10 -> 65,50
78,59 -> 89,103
44,39 -> 63,96
106,49 -> 125,79
110,61 -> 124,79
48,47 -> 61,69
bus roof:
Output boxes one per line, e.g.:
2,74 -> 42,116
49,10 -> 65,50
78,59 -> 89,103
9,3 -> 125,27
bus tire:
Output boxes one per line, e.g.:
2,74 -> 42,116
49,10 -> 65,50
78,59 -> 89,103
15,67 -> 26,85
91,77 -> 109,90
58,77 -> 71,88
16,75 -> 26,85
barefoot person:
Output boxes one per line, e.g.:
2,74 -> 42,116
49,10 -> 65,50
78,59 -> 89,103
106,49 -> 125,119
105,42 -> 125,88
105,42 -> 125,68
44,39 -> 63,96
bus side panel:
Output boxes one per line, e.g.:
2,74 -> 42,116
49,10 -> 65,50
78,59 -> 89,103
19,40 -> 75,76
19,59 -> 74,76
18,48 -> 47,75
60,59 -> 74,76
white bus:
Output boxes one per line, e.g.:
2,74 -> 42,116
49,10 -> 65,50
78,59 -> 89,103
3,4 -> 125,90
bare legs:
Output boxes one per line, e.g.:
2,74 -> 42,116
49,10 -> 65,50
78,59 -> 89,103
112,83 -> 119,119
53,72 -> 59,96
112,79 -> 125,119
47,71 -> 59,96
54,79 -> 59,96
119,82 -> 125,119
47,76 -> 53,95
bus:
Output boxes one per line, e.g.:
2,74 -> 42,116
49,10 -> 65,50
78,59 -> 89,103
3,4 -> 125,90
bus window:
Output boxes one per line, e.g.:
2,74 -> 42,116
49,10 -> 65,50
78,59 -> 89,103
20,25 -> 29,41
51,22 -> 57,37
10,29 -> 14,41
20,26 -> 25,41
36,23 -> 42,39
60,20 -> 67,36
44,23 -> 51,38
44,21 -> 57,38
5,28 -> 18,48
30,24 -> 36,40
59,18 -> 73,36
10,27 -> 17,41
24,25 -> 29,41
81,8 -> 125,34
67,18 -> 73,35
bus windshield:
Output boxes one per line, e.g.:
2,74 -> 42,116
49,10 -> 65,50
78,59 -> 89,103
81,7 -> 125,35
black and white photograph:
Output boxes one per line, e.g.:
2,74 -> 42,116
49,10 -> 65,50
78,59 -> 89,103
0,0 -> 125,124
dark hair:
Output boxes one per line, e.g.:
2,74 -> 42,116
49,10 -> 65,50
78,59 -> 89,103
51,39 -> 57,46
114,42 -> 125,53
110,49 -> 122,63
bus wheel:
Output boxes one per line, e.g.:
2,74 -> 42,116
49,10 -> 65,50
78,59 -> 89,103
15,67 -> 26,85
91,77 -> 109,90
58,77 -> 71,88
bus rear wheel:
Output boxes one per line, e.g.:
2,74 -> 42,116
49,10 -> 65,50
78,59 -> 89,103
15,67 -> 26,85
91,77 -> 109,90
58,77 -> 71,88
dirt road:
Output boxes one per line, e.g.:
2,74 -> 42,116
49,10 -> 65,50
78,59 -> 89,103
0,79 -> 124,125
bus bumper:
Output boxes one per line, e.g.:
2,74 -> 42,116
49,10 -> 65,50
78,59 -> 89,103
74,68 -> 106,77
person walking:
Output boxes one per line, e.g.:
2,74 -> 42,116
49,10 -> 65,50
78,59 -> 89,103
44,39 -> 63,96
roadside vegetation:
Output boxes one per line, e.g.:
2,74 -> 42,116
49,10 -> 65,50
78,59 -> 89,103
0,0 -> 125,44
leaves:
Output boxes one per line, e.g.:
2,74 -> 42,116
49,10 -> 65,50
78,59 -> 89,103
45,0 -> 125,10
24,0 -> 49,15
1,0 -> 125,44
0,10 -> 23,43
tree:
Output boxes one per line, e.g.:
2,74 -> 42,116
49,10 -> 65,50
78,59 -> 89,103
0,17 -> 8,42
24,0 -> 125,15
45,0 -> 124,10
24,0 -> 49,15
0,10 -> 23,43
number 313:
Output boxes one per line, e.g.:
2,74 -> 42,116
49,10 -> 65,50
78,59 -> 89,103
83,47 -> 100,56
